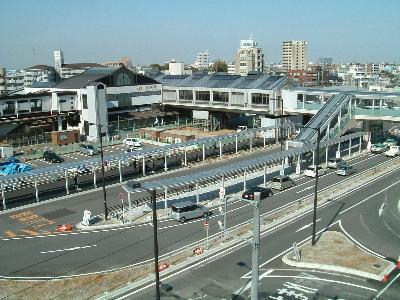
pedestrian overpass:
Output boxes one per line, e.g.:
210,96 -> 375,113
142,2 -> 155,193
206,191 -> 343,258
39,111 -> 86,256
290,93 -> 356,146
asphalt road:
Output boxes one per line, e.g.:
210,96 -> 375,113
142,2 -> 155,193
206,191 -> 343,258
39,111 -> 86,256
131,162 -> 400,300
0,152 -> 395,279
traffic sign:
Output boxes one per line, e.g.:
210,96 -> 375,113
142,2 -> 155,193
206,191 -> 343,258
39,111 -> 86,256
219,187 -> 225,200
119,191 -> 124,201
203,220 -> 209,229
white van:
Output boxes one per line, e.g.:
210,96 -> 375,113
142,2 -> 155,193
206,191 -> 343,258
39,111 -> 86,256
385,145 -> 400,157
171,201 -> 209,223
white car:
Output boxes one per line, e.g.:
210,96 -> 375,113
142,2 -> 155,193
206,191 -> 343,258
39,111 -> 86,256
304,165 -> 325,177
125,146 -> 142,153
385,145 -> 400,157
123,138 -> 142,147
237,126 -> 248,132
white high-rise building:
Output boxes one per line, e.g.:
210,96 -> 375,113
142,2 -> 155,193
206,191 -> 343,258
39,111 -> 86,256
194,50 -> 210,70
282,40 -> 307,72
235,37 -> 264,76
54,50 -> 64,75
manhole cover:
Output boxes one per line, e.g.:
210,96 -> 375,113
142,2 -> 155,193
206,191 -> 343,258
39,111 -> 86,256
372,264 -> 382,269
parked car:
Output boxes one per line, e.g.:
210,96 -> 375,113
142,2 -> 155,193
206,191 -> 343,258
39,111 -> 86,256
79,144 -> 99,156
336,164 -> 357,176
123,138 -> 142,147
242,186 -> 273,200
126,146 -> 142,153
327,158 -> 345,169
383,138 -> 397,147
370,143 -> 388,154
385,145 -> 400,157
69,165 -> 91,175
43,151 -> 64,163
304,165 -> 325,177
236,126 -> 248,132
269,175 -> 295,190
171,201 -> 209,223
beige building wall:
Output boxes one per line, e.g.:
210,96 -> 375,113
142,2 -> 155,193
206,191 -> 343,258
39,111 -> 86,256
282,41 -> 307,72
235,38 -> 264,76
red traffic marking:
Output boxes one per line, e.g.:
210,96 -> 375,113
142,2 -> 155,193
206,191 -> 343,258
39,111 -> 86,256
193,246 -> 204,256
57,224 -> 73,232
158,261 -> 169,272
119,192 -> 124,200
203,220 -> 209,228
397,257 -> 400,269
382,273 -> 388,283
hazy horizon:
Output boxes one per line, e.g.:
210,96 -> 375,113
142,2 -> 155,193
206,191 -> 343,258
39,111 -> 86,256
1,0 -> 399,70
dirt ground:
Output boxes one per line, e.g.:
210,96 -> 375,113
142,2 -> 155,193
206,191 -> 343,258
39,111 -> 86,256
294,231 -> 390,275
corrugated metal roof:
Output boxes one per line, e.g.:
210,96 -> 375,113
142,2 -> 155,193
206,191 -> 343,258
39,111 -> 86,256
156,73 -> 287,90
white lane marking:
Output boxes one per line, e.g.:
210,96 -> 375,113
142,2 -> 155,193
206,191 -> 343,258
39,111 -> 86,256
40,244 -> 97,254
373,272 -> 400,299
338,220 -> 385,258
378,202 -> 385,217
295,219 -> 321,232
339,178 -> 400,216
260,275 -> 378,292
296,186 -> 314,193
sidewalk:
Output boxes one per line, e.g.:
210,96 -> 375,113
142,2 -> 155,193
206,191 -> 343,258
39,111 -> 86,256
282,231 -> 396,281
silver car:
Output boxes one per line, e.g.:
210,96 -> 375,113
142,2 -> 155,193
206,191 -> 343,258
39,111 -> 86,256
171,201 -> 209,223
79,144 -> 99,156
336,165 -> 357,176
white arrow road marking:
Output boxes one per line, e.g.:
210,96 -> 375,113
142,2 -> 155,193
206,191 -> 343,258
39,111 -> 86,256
296,186 -> 314,193
41,245 -> 97,254
295,219 -> 321,232
378,202 -> 385,217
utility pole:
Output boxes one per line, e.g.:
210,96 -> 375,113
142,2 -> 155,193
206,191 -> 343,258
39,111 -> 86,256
312,127 -> 320,246
251,192 -> 261,299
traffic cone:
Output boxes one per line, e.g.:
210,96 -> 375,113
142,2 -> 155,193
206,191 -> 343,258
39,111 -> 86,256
382,273 -> 388,283
396,257 -> 400,269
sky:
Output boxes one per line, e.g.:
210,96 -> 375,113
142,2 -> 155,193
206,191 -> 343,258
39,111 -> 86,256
1,0 -> 399,69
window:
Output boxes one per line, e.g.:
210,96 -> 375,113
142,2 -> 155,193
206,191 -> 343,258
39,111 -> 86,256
251,93 -> 269,105
82,94 -> 88,109
178,90 -> 193,100
196,91 -> 210,101
213,91 -> 229,103
115,72 -> 132,86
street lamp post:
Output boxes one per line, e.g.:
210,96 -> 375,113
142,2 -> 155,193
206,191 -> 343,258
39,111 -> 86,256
271,98 -> 285,151
90,122 -> 109,220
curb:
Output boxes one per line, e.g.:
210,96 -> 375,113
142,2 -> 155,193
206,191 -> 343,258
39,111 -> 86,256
282,253 -> 396,282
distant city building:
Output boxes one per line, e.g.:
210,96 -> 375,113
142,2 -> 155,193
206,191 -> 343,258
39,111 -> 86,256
0,67 -> 6,95
227,62 -> 236,74
24,65 -> 56,87
165,62 -> 192,75
318,57 -> 333,65
235,37 -> 264,76
194,50 -> 210,70
282,40 -> 307,72
53,50 -> 104,79
103,56 -> 135,71
5,70 -> 24,93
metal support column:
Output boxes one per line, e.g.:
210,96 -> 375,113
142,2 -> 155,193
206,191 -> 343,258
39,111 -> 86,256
34,177 -> 39,202
196,181 -> 199,204
142,155 -> 146,176
359,137 -> 362,153
249,135 -> 253,151
65,170 -> 69,195
118,160 -> 122,183
263,163 -> 267,187
128,192 -> 132,215
263,132 -> 266,148
164,151 -> 168,171
1,182 -> 6,210
325,147 -> 329,167
312,151 -> 315,166
164,187 -> 168,209
251,192 -> 261,300
93,165 -> 97,188
219,140 -> 222,158
202,144 -> 205,162
348,139 -> 352,156
184,147 -> 187,166
243,168 -> 247,191
235,136 -> 238,154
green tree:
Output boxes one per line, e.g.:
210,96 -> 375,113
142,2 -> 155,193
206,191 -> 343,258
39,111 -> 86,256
210,60 -> 228,72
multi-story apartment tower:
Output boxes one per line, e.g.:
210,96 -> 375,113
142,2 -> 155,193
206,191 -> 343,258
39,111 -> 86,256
194,50 -> 210,70
235,37 -> 264,76
282,40 -> 307,72
0,67 -> 6,96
